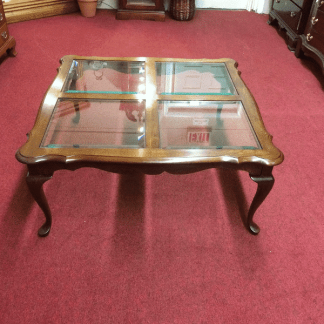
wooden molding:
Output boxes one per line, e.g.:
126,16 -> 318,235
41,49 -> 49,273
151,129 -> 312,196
3,0 -> 80,24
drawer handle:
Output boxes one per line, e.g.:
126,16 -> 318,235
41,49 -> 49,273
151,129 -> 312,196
275,0 -> 280,2
306,33 -> 313,42
290,12 -> 296,18
311,17 -> 318,25
1,31 -> 8,40
0,13 -> 3,22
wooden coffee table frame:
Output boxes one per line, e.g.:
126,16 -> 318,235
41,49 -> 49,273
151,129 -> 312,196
16,56 -> 284,237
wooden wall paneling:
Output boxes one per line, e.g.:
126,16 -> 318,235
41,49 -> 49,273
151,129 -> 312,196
3,0 -> 80,24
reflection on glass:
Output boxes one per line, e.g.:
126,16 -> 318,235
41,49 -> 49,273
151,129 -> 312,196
63,60 -> 146,94
41,99 -> 145,148
158,101 -> 260,149
156,62 -> 236,95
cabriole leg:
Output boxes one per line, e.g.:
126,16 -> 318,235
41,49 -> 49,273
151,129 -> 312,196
247,167 -> 274,235
26,172 -> 53,237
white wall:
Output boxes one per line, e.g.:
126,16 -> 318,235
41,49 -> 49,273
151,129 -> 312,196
97,0 -> 271,14
195,0 -> 249,10
246,0 -> 271,14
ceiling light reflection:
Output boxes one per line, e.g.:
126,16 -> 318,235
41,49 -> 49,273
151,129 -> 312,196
138,84 -> 145,92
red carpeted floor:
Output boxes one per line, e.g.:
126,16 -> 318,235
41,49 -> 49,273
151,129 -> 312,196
1,9 -> 324,324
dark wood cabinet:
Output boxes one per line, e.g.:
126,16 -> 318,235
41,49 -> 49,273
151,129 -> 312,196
116,0 -> 165,21
268,0 -> 313,50
295,0 -> 324,74
0,0 -> 16,60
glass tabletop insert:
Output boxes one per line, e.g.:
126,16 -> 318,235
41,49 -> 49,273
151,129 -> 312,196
63,59 -> 146,94
41,99 -> 145,149
156,62 -> 236,95
40,59 -> 260,150
158,101 -> 260,149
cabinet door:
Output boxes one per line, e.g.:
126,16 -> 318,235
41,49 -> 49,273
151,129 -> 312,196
273,0 -> 303,33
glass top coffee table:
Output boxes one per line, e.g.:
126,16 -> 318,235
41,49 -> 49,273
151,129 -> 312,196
16,56 -> 284,237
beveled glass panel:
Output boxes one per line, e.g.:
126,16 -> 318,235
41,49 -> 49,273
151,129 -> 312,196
62,60 -> 146,94
41,99 -> 145,148
158,101 -> 260,149
156,62 -> 236,95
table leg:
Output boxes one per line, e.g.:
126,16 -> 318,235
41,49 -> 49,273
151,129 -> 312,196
247,167 -> 274,235
26,173 -> 53,237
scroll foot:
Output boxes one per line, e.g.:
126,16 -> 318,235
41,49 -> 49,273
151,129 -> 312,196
247,168 -> 274,235
8,46 -> 17,57
38,222 -> 51,237
249,221 -> 260,235
26,173 -> 53,237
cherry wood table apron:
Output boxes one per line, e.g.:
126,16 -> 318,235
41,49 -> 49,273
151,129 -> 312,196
18,156 -> 275,237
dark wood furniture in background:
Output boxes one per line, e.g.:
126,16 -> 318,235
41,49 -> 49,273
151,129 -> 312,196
268,0 -> 313,50
3,0 -> 79,24
295,0 -> 324,74
116,0 -> 165,21
0,0 -> 16,59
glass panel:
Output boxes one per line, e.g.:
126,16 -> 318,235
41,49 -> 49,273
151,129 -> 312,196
156,62 -> 236,95
126,0 -> 155,5
41,99 -> 145,148
62,60 -> 146,94
158,101 -> 260,149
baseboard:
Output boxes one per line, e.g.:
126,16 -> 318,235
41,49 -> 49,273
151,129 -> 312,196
4,0 -> 80,24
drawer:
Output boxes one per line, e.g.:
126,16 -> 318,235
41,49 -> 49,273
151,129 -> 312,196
0,21 -> 9,47
305,28 -> 324,53
273,0 -> 303,33
310,8 -> 324,36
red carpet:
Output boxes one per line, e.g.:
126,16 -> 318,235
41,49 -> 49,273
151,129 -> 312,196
1,9 -> 324,323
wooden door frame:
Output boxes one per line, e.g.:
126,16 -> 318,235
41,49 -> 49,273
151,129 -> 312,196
3,0 -> 80,24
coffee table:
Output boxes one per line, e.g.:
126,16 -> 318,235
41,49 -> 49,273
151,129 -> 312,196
16,56 -> 284,237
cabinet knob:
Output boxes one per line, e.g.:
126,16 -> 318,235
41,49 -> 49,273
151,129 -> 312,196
290,12 -> 296,17
1,31 -> 8,40
318,0 -> 324,8
306,33 -> 313,42
311,17 -> 319,25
